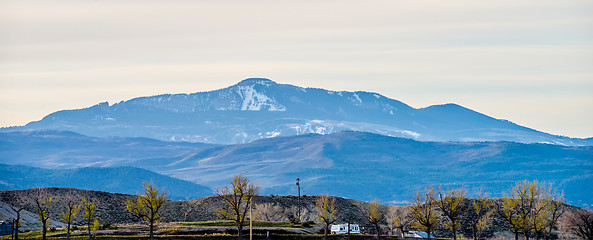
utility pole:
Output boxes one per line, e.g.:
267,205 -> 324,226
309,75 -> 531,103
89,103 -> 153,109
11,219 -> 14,240
250,196 -> 253,240
296,178 -> 301,221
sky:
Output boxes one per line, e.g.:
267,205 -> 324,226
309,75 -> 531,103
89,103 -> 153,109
1,0 -> 592,138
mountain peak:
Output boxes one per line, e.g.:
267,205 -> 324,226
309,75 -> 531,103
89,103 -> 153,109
237,78 -> 277,86
7,78 -> 592,146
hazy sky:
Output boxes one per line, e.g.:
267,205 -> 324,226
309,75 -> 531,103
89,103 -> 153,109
1,0 -> 592,138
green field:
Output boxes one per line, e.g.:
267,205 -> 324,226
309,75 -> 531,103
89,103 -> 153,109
177,220 -> 311,228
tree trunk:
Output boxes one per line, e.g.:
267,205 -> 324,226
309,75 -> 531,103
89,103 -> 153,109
14,214 -> 20,240
149,221 -> 154,239
375,222 -> 381,240
472,224 -> 477,240
238,223 -> 244,240
514,232 -> 519,240
323,224 -> 329,240
427,228 -> 431,239
42,220 -> 47,240
66,222 -> 71,240
88,220 -> 93,240
453,229 -> 457,240
398,227 -> 406,240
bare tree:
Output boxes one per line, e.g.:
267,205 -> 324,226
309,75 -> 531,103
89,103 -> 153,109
315,194 -> 337,240
543,192 -> 565,240
410,188 -> 438,239
436,186 -> 466,240
561,208 -> 593,240
531,194 -> 550,239
498,180 -> 544,240
125,183 -> 167,240
466,190 -> 493,240
33,188 -> 52,240
7,194 -> 26,240
367,198 -> 383,240
81,197 -> 96,240
60,190 -> 81,240
287,205 -> 311,222
254,202 -> 285,221
216,175 -> 258,240
387,206 -> 412,239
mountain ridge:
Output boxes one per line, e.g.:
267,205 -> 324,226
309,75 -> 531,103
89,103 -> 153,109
1,130 -> 591,205
0,164 -> 212,200
4,78 -> 589,145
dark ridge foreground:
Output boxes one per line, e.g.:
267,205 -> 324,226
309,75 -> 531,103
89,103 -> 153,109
0,188 -> 578,239
0,188 -> 370,227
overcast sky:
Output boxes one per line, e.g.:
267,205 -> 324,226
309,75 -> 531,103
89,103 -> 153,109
1,0 -> 592,138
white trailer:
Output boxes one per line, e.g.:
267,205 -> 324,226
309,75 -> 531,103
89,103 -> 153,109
330,223 -> 360,234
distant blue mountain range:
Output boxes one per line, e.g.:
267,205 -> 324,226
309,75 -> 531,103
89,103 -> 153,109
3,78 -> 591,145
1,130 -> 591,205
0,164 -> 212,200
0,130 -> 215,169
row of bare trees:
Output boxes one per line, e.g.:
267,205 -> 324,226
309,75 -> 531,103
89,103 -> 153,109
3,186 -> 163,240
212,176 -> 593,240
496,180 -> 564,240
252,202 -> 312,222
385,180 -> 581,240
308,180 -> 592,240
5,188 -> 99,240
5,178 -> 593,240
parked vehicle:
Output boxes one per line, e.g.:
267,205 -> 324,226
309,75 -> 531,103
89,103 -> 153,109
405,231 -> 433,239
0,221 -> 14,236
330,223 -> 360,234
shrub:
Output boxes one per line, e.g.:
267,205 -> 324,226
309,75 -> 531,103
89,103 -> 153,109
101,222 -> 113,230
302,221 -> 314,228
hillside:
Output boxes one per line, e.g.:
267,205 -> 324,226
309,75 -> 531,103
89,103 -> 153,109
151,131 -> 593,205
0,164 -> 212,200
0,130 -> 215,169
0,188 -> 369,229
0,188 -> 577,239
3,78 -> 590,145
1,131 -> 591,205
0,200 -> 65,231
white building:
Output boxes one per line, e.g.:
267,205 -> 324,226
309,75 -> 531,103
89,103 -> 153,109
330,223 -> 360,234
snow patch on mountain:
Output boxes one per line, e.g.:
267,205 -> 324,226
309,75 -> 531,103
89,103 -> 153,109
351,93 -> 362,104
401,130 -> 420,139
258,131 -> 282,138
236,86 -> 286,111
290,120 -> 336,135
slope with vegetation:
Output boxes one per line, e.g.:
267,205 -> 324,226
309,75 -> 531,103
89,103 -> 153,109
2,131 -> 592,206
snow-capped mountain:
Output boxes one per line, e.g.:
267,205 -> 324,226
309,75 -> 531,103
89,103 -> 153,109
4,78 -> 591,145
